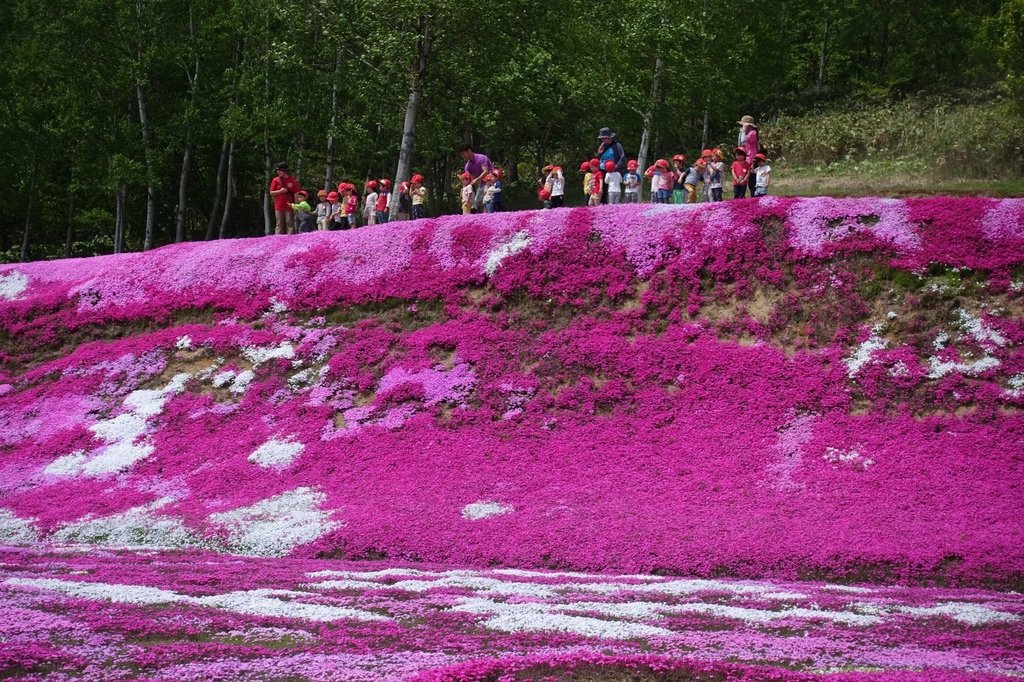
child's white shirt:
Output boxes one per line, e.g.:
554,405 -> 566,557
755,164 -> 772,188
605,171 -> 622,193
649,172 -> 660,193
461,184 -> 474,204
364,191 -> 378,214
547,172 -> 565,196
483,185 -> 497,203
624,172 -> 640,192
709,161 -> 724,189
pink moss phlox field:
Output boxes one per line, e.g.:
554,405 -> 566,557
0,198 -> 1023,591
1,547 -> 1022,680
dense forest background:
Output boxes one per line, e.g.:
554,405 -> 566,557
1,0 -> 1022,261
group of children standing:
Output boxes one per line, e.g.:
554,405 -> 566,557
459,167 -> 505,214
543,147 -> 770,210
286,175 -> 433,233
646,147 -> 770,204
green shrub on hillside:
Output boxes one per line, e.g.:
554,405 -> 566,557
763,95 -> 1024,178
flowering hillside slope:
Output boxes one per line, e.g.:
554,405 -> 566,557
1,197 -> 1023,590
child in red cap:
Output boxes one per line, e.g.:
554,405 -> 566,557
731,148 -> 751,200
603,159 -> 622,204
588,161 -> 604,207
752,154 -> 771,197
709,149 -> 725,202
580,161 -> 593,203
538,187 -> 552,209
654,159 -> 672,204
623,160 -> 641,203
397,181 -> 412,221
482,173 -> 498,213
410,174 -> 427,220
363,180 -> 379,225
459,172 -> 474,215
491,167 -> 504,212
671,155 -> 687,204
375,179 -> 391,223
315,189 -> 331,231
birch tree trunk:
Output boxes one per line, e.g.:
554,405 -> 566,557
325,49 -> 340,188
219,139 -> 236,239
207,39 -> 243,240
114,183 -> 128,254
20,144 -> 40,262
636,56 -> 664,175
206,139 -> 228,240
175,143 -> 192,243
135,0 -> 156,251
391,14 -> 431,219
175,3 -> 199,243
816,14 -> 831,95
64,190 -> 75,258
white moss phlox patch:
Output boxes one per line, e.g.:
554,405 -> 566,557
208,487 -> 340,557
484,231 -> 530,276
845,325 -> 887,377
242,343 -> 295,366
0,508 -> 38,544
461,501 -> 513,520
248,438 -> 304,469
51,497 -> 198,549
0,270 -> 29,301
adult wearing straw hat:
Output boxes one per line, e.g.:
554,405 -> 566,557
737,115 -> 759,163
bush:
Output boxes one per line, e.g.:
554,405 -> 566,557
762,93 -> 1024,178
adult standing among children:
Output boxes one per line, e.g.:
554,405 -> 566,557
596,128 -> 626,204
459,144 -> 494,213
738,116 -> 760,163
269,162 -> 301,235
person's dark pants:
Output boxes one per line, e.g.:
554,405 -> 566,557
601,181 -> 609,204
412,205 -> 425,220
550,195 -> 564,209
491,197 -> 503,212
733,184 -> 747,200
711,188 -> 723,202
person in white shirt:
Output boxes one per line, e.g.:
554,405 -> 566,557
603,160 -> 622,204
315,190 -> 331,231
363,180 -> 379,225
623,160 -> 641,203
543,165 -> 566,209
753,153 -> 772,196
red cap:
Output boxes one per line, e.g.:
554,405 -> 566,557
734,147 -> 747,155
579,161 -> 591,171
327,191 -> 339,201
541,164 -> 554,173
493,167 -> 504,179
701,149 -> 713,157
411,174 -> 424,184
459,172 -> 472,180
399,181 -> 410,192
482,173 -> 494,182
379,179 -> 392,189
626,160 -> 638,170
365,180 -> 378,190
655,159 -> 669,169
589,158 -> 600,170
603,160 -> 615,171
296,190 -> 308,198
672,154 -> 686,162
754,153 -> 767,161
